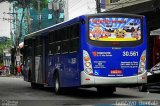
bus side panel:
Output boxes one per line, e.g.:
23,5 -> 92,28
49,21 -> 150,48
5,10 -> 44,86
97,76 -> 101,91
47,55 -> 55,86
31,39 -> 36,83
59,53 -> 80,87
34,55 -> 43,84
23,56 -> 32,82
137,16 -> 148,83
47,53 -> 80,87
42,37 -> 48,84
79,16 -> 87,74
143,16 -> 148,70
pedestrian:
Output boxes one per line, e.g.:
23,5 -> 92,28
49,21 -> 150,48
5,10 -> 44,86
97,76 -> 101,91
17,65 -> 21,76
14,66 -> 17,75
9,64 -> 13,75
20,63 -> 24,77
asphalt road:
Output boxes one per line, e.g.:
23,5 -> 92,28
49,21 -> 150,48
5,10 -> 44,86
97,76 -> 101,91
0,77 -> 160,106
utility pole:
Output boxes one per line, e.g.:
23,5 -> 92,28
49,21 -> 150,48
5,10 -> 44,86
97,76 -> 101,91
27,6 -> 31,33
37,0 -> 41,29
15,12 -> 18,46
96,0 -> 101,13
52,1 -> 59,24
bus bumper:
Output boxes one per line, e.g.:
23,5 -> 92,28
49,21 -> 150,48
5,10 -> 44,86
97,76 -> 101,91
81,71 -> 147,86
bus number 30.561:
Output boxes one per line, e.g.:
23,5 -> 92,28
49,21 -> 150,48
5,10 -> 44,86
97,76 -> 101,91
123,51 -> 139,56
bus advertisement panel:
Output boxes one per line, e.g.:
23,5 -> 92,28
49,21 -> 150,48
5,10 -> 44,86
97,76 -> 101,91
89,18 -> 141,41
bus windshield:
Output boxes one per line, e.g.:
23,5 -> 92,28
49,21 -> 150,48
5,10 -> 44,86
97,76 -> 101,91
89,17 -> 142,41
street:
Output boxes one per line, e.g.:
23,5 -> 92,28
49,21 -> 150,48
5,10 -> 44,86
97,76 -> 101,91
0,77 -> 160,106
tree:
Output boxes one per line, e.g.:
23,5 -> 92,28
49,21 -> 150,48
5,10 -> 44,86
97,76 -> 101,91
3,0 -> 30,45
1,0 -> 47,73
2,0 -> 47,44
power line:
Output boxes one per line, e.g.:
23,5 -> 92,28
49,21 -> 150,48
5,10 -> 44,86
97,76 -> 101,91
0,18 -> 27,32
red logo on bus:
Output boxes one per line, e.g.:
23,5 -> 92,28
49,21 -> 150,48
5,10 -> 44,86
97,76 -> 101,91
92,52 -> 97,56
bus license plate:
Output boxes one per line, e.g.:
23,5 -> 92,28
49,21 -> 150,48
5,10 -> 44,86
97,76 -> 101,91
110,70 -> 122,74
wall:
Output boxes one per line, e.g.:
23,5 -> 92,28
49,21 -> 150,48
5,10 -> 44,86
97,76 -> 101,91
64,0 -> 96,21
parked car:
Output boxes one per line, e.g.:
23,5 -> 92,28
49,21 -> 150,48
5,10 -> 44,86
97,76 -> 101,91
0,70 -> 2,75
123,22 -> 139,32
138,62 -> 160,92
0,66 -> 5,76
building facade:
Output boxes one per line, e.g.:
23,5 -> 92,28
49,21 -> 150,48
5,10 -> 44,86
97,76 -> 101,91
64,0 -> 96,21
3,48 -> 11,67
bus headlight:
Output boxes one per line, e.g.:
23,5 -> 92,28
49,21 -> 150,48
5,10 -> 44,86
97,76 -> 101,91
83,50 -> 93,75
138,50 -> 146,75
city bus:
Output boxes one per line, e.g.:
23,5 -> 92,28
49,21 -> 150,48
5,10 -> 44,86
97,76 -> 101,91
23,13 -> 147,95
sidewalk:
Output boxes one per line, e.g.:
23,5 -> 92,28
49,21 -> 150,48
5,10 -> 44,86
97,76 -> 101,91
0,74 -> 23,79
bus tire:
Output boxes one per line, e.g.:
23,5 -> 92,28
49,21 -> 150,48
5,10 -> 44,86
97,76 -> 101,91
54,73 -> 62,95
31,82 -> 43,89
31,82 -> 37,89
97,87 -> 115,95
138,85 -> 147,92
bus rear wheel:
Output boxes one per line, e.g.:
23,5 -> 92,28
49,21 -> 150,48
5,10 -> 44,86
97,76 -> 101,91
31,82 -> 43,89
97,87 -> 115,95
138,85 -> 147,92
54,73 -> 62,95
31,82 -> 37,89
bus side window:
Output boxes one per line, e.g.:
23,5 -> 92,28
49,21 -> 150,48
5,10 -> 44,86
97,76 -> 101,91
49,42 -> 56,54
69,23 -> 79,52
70,23 -> 79,38
26,39 -> 32,57
61,28 -> 69,41
70,38 -> 79,52
57,30 -> 62,42
49,31 -> 55,43
56,42 -> 61,54
55,30 -> 58,42
61,41 -> 69,53
35,36 -> 43,56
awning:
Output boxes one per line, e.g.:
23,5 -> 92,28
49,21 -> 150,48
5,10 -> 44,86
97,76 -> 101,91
150,28 -> 160,36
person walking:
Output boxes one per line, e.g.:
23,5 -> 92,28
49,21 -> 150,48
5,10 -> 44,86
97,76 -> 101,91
17,65 -> 21,76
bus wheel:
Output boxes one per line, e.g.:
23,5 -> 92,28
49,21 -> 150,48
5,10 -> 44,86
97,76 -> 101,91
31,82 -> 43,89
138,85 -> 147,92
31,82 -> 37,89
54,73 -> 61,95
97,87 -> 115,95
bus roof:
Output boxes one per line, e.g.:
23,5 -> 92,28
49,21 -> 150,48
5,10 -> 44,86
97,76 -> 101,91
24,16 -> 82,40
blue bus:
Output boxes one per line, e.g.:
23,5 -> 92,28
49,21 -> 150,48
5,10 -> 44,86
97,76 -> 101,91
23,13 -> 147,95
